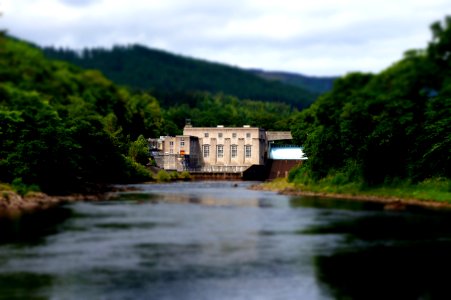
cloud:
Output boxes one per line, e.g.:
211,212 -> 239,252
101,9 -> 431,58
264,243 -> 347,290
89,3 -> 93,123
2,0 -> 451,75
58,0 -> 101,6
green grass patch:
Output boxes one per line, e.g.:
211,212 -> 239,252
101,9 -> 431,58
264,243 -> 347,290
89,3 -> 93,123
155,170 -> 192,182
0,183 -> 13,191
268,167 -> 451,203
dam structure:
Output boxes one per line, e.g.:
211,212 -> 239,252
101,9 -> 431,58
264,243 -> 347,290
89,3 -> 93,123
148,125 -> 307,180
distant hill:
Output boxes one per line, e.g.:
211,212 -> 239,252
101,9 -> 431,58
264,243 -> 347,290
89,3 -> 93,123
42,45 -> 332,108
249,69 -> 337,94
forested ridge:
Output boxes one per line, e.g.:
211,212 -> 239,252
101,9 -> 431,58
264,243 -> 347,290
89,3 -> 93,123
43,44 -> 318,108
1,16 -> 450,198
0,35 -> 162,193
289,16 -> 451,191
0,35 -> 298,194
250,69 -> 336,94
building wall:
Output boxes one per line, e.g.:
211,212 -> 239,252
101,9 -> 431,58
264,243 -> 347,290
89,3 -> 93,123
155,135 -> 201,171
183,125 -> 266,168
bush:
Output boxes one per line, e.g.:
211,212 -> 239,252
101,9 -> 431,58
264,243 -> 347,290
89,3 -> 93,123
156,170 -> 171,182
122,156 -> 153,182
179,171 -> 192,180
11,178 -> 40,196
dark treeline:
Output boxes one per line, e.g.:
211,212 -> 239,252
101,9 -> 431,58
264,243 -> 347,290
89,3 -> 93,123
290,16 -> 451,186
250,69 -> 337,95
2,16 -> 450,195
0,35 -> 160,193
0,35 -> 298,194
42,44 -> 317,108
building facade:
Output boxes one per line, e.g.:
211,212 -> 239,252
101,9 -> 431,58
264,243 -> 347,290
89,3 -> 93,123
149,125 -> 301,174
149,135 -> 200,171
183,125 -> 267,172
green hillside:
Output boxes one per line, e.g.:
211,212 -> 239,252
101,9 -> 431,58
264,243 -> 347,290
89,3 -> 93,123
250,69 -> 336,94
0,35 -> 303,193
43,45 -> 319,107
289,16 -> 451,188
0,35 -> 160,193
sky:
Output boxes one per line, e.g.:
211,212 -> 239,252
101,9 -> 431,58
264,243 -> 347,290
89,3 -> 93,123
1,0 -> 450,76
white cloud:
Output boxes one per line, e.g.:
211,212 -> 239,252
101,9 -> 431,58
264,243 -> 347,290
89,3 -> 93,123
2,0 -> 450,75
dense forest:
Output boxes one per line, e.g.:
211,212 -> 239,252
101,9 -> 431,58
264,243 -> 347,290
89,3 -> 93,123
1,16 -> 450,196
0,34 -> 298,194
290,16 -> 451,187
0,35 -> 161,193
250,69 -> 336,94
43,45 -> 319,108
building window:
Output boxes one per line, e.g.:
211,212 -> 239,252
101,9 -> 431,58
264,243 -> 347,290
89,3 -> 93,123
231,145 -> 237,158
245,145 -> 252,158
218,132 -> 223,138
204,133 -> 209,138
203,145 -> 210,158
217,145 -> 224,158
180,141 -> 185,147
169,141 -> 174,147
246,133 -> 251,138
232,133 -> 237,138
169,149 -> 174,154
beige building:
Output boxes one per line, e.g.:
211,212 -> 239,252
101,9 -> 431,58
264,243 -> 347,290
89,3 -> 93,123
150,126 -> 296,173
149,135 -> 200,171
183,125 -> 267,172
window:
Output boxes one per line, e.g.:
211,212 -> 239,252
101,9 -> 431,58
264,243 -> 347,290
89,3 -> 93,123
169,141 -> 174,146
204,133 -> 209,138
245,145 -> 252,158
232,133 -> 237,138
218,132 -> 223,138
169,149 -> 174,154
246,133 -> 251,138
203,145 -> 210,158
217,145 -> 224,158
231,145 -> 237,158
180,141 -> 185,147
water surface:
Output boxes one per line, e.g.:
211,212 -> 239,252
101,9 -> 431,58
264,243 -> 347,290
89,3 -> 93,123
1,181 -> 451,299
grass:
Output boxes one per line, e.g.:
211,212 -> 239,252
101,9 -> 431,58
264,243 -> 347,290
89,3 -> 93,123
0,183 -> 13,192
154,170 -> 192,182
260,177 -> 451,203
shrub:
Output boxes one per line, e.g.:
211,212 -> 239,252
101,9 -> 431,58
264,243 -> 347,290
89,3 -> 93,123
179,171 -> 192,180
11,178 -> 40,196
156,170 -> 171,182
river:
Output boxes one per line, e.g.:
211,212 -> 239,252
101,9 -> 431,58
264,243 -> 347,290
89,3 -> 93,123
1,181 -> 451,299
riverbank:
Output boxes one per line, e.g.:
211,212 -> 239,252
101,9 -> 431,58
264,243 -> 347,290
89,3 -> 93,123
251,178 -> 451,210
0,190 -> 119,218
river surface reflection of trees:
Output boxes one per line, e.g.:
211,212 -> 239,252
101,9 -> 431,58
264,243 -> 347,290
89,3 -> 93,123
1,183 -> 451,299
293,196 -> 451,300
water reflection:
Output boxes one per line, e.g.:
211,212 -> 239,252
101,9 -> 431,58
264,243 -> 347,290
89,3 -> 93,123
1,182 -> 451,299
0,272 -> 54,300
0,206 -> 72,245
294,196 -> 451,299
122,181 -> 278,208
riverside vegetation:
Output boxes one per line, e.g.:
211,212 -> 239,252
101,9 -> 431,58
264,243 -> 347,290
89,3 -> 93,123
1,16 -> 450,205
284,16 -> 451,203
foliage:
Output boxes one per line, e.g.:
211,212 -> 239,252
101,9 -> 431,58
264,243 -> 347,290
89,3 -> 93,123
156,170 -> 171,182
0,36 -> 157,193
161,92 -> 296,135
11,178 -> 40,196
129,135 -> 150,165
251,69 -> 336,94
290,16 -> 451,188
43,44 -> 318,108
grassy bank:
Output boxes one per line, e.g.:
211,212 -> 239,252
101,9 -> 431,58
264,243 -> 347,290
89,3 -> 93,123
257,177 -> 451,204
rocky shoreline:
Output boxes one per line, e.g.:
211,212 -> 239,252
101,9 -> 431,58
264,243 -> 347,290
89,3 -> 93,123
0,190 -> 119,218
250,184 -> 451,211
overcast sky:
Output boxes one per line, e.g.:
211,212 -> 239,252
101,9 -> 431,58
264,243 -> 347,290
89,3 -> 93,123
2,0 -> 450,76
